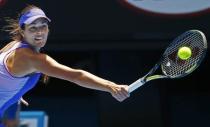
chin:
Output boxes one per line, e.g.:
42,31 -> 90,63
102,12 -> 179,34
35,41 -> 46,47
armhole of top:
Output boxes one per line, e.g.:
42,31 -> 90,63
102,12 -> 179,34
3,46 -> 30,79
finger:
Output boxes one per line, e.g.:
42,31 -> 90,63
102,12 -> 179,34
113,93 -> 124,102
120,87 -> 130,98
117,91 -> 128,100
115,92 -> 127,102
116,97 -> 123,102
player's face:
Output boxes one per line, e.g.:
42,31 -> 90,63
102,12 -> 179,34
23,18 -> 49,50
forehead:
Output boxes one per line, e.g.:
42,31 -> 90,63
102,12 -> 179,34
28,18 -> 49,26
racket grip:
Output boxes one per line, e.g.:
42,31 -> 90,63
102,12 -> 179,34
128,78 -> 144,93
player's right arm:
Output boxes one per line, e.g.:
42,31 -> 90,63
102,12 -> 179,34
20,48 -> 129,101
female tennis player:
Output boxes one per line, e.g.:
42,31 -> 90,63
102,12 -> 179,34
0,5 -> 129,126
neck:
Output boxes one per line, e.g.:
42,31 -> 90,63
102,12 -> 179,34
21,40 -> 41,52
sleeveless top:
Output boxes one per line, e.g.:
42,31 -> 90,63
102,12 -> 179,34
0,42 -> 41,117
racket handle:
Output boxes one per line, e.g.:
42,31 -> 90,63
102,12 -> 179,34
128,78 -> 145,93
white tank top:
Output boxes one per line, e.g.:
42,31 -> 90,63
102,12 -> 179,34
0,42 -> 41,117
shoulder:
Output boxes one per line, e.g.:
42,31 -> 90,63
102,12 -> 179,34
13,48 -> 51,72
12,47 -> 48,68
16,48 -> 47,61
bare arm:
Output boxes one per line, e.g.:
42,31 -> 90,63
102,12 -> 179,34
21,49 -> 129,101
33,54 -> 117,92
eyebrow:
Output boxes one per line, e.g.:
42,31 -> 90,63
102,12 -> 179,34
28,22 -> 48,27
30,21 -> 48,25
30,18 -> 49,25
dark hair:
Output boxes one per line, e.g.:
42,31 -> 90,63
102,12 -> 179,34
3,5 -> 50,84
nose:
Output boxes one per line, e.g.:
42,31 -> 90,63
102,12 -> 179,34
36,28 -> 45,35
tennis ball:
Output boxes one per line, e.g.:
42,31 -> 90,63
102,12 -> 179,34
178,46 -> 192,60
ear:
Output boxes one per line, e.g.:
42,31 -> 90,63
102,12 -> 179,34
19,29 -> 24,37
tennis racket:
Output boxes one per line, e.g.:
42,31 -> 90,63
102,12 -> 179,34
128,30 -> 208,93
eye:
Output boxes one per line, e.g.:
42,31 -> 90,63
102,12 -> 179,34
28,27 -> 37,32
40,25 -> 48,30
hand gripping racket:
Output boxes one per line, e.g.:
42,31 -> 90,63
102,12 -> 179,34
128,30 -> 208,93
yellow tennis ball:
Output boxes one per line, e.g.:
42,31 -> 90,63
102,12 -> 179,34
178,46 -> 192,60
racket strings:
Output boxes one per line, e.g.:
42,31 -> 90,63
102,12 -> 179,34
161,30 -> 207,78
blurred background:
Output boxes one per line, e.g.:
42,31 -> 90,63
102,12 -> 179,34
0,0 -> 210,127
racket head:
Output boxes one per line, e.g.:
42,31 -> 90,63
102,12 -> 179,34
161,30 -> 207,78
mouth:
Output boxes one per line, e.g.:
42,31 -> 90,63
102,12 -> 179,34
34,37 -> 44,41
34,37 -> 46,44
33,37 -> 45,47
